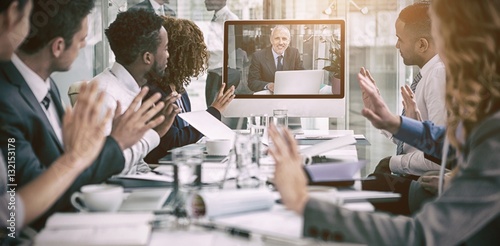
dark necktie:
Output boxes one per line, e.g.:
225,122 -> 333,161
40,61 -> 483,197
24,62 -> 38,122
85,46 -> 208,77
41,93 -> 51,110
277,55 -> 283,71
211,14 -> 217,22
396,72 -> 422,155
48,85 -> 65,120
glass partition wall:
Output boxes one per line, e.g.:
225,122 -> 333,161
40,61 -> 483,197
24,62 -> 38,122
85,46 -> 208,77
56,0 -> 421,174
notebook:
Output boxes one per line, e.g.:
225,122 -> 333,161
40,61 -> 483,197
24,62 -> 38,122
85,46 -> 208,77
273,70 -> 324,94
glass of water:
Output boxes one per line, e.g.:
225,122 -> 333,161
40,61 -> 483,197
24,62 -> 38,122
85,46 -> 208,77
272,109 -> 288,127
247,114 -> 269,137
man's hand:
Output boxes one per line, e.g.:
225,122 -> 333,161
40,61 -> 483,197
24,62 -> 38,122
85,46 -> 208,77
268,124 -> 309,215
153,93 -> 181,137
267,83 -> 275,92
358,70 -> 401,134
110,87 -> 166,150
401,85 -> 422,121
62,81 -> 112,171
210,83 -> 235,112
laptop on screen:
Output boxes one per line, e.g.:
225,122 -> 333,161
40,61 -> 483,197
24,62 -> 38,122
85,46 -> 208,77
273,70 -> 324,95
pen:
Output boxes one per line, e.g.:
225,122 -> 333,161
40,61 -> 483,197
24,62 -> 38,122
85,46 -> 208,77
193,221 -> 251,239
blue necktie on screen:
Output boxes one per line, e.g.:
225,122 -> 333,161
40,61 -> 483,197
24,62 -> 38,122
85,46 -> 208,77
396,72 -> 422,155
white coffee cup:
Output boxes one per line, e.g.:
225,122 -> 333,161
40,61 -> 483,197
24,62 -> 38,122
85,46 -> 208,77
70,184 -> 124,212
206,139 -> 232,156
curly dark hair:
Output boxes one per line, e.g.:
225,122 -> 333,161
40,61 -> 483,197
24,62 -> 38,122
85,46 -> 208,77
19,0 -> 95,54
105,9 -> 163,66
152,16 -> 208,94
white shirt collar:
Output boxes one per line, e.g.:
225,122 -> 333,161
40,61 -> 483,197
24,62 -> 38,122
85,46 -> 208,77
110,62 -> 141,94
214,6 -> 230,20
11,54 -> 51,103
149,0 -> 162,11
420,54 -> 442,78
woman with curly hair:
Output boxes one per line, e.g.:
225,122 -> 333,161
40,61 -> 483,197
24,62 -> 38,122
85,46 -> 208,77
144,16 -> 235,163
268,0 -> 500,244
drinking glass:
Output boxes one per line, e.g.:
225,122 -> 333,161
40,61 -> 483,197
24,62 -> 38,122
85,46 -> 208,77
272,109 -> 288,128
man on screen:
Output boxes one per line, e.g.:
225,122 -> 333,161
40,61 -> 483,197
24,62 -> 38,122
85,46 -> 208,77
248,25 -> 304,92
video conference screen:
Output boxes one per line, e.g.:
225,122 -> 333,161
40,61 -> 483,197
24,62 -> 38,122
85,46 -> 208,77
223,19 -> 345,99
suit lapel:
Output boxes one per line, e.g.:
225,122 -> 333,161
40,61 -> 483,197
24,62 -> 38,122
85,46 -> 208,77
265,47 -> 276,77
2,62 -> 64,151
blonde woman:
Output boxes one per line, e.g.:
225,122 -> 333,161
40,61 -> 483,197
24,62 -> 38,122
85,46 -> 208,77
269,0 -> 500,244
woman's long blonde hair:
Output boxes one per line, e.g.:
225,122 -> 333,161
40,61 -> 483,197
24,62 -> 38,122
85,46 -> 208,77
432,0 -> 500,150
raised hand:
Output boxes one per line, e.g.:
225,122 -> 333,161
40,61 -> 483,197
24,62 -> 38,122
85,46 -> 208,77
401,85 -> 422,121
210,83 -> 235,112
357,71 -> 401,134
359,67 -> 380,110
268,124 -> 308,214
62,81 -> 112,171
110,87 -> 166,150
153,92 -> 181,137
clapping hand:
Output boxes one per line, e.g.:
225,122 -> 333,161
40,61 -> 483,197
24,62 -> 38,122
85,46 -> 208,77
153,92 -> 181,137
210,83 -> 235,112
358,68 -> 401,134
62,81 -> 112,170
110,87 -> 166,150
401,85 -> 422,121
268,124 -> 309,214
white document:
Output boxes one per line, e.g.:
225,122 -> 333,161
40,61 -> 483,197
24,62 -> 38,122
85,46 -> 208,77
305,161 -> 367,182
119,189 -> 171,211
35,213 -> 154,246
117,172 -> 173,182
188,189 -> 274,218
300,135 -> 356,159
179,111 -> 235,144
214,205 -> 302,239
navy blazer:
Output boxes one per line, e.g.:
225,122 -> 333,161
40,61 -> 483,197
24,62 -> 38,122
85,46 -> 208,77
143,83 -> 221,163
129,0 -> 176,17
0,61 -> 125,229
247,46 -> 304,92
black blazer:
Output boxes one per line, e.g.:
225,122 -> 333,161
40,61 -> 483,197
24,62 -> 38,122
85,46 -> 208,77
129,0 -> 177,17
247,46 -> 304,92
0,61 -> 125,229
143,83 -> 221,163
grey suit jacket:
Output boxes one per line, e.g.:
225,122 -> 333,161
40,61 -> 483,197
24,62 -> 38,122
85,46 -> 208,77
247,46 -> 304,92
0,61 -> 125,229
130,0 -> 176,17
303,111 -> 500,245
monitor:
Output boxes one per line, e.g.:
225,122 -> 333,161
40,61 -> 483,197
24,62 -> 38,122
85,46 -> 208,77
222,19 -> 345,118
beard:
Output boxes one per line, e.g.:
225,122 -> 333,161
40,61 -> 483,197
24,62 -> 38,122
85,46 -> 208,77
145,60 -> 166,84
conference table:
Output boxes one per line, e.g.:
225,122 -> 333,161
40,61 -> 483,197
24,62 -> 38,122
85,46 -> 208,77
146,130 -> 384,245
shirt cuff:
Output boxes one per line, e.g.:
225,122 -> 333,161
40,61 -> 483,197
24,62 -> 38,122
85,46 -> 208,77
143,129 -> 161,150
389,155 -> 405,174
393,116 -> 425,144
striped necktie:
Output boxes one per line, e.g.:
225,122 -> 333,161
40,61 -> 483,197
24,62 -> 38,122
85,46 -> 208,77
396,72 -> 422,155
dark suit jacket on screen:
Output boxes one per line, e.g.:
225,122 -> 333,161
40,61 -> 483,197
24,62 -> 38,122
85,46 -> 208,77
130,0 -> 176,17
0,61 -> 125,229
247,46 -> 304,92
143,83 -> 221,163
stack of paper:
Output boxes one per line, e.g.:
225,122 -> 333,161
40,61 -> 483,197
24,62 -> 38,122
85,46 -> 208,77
35,212 -> 154,246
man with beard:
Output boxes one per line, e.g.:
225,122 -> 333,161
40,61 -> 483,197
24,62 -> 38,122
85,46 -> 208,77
91,9 -> 181,174
248,25 -> 304,92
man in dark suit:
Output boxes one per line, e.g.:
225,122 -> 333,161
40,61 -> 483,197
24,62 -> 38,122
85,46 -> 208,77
130,0 -> 176,17
248,25 -> 304,92
0,0 -> 169,230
